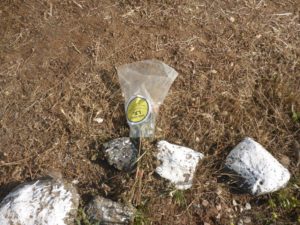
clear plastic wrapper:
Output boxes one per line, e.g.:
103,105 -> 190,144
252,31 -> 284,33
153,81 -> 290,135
117,60 -> 178,137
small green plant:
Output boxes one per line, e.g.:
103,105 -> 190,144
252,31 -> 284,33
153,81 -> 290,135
267,180 -> 300,224
268,199 -> 276,208
292,111 -> 300,122
133,199 -> 150,225
134,208 -> 149,225
276,190 -> 300,210
171,190 -> 187,207
292,105 -> 300,122
271,212 -> 278,220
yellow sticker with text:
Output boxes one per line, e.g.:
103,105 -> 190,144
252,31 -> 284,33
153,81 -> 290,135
127,96 -> 149,123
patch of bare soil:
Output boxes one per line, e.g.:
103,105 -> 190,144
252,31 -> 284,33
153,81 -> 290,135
0,0 -> 299,224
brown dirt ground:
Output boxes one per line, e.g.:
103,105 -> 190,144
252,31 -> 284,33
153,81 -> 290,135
0,0 -> 300,225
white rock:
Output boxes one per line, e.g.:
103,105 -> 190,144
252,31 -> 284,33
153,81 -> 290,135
155,140 -> 204,190
232,199 -> 238,206
229,16 -> 235,22
225,137 -> 290,195
93,117 -> 104,124
0,178 -> 79,225
245,203 -> 251,210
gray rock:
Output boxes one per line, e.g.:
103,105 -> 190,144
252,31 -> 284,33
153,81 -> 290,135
103,137 -> 138,171
86,196 -> 135,224
225,137 -> 290,195
0,177 -> 79,225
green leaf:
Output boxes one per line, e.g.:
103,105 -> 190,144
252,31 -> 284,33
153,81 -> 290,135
292,111 -> 300,122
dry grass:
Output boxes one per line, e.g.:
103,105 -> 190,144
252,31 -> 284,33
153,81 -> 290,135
0,0 -> 300,224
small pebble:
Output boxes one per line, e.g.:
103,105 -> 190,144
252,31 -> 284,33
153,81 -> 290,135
279,155 -> 290,167
229,16 -> 235,22
233,199 -> 238,206
244,217 -> 252,224
93,117 -> 104,124
245,203 -> 251,210
202,200 -> 209,207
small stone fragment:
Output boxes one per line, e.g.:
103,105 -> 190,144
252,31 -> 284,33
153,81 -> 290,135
202,199 -> 209,207
93,117 -> 104,124
103,137 -> 138,171
232,199 -> 238,206
245,203 -> 251,210
155,140 -> 204,190
86,196 -> 135,224
229,16 -> 235,22
0,177 -> 79,225
244,217 -> 252,224
256,34 -> 262,39
279,155 -> 290,167
216,187 -> 222,195
225,137 -> 290,195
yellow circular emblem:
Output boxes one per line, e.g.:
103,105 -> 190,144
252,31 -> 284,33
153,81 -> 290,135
126,96 -> 149,123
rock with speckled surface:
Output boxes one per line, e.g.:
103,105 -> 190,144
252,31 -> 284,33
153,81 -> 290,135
225,137 -> 290,195
103,137 -> 138,171
155,140 -> 204,190
86,196 -> 135,224
0,177 -> 79,225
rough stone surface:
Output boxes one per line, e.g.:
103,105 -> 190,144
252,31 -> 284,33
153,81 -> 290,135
225,137 -> 290,195
86,196 -> 135,224
103,137 -> 138,171
155,140 -> 204,190
0,177 -> 79,225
